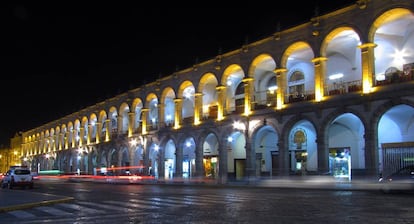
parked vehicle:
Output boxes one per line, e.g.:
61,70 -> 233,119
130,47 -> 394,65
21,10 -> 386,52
378,165 -> 414,193
1,166 -> 34,189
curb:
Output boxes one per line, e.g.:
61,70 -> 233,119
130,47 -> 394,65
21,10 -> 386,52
0,197 -> 75,213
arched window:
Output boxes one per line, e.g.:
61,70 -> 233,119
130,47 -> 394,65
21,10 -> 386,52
234,82 -> 245,113
235,82 -> 244,95
288,70 -> 305,96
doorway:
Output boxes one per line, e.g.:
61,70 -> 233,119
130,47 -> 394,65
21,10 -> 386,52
329,147 -> 351,180
235,159 -> 246,180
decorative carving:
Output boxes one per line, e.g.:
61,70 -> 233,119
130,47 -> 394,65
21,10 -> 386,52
311,17 -> 319,27
357,0 -> 367,9
273,32 -> 281,40
293,130 -> 306,149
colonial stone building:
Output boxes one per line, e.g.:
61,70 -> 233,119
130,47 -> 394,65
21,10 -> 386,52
18,0 -> 414,184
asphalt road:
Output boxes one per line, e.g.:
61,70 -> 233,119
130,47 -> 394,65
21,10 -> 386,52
0,179 -> 413,224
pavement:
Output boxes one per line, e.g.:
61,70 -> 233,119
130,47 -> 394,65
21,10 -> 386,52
0,175 -> 383,213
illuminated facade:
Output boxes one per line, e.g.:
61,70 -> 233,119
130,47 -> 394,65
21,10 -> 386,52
0,134 -> 23,173
18,0 -> 414,183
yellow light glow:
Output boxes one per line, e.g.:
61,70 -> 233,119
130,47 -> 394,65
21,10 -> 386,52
363,79 -> 371,94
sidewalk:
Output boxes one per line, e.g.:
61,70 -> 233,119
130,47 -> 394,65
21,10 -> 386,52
0,175 -> 382,213
144,175 -> 382,191
65,175 -> 383,192
251,176 -> 382,191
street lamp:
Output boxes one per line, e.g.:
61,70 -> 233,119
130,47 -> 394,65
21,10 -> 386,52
129,138 -> 138,147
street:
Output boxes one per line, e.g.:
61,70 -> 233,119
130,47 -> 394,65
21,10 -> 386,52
0,179 -> 413,223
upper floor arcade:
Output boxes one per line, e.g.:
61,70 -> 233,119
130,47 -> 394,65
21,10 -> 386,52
20,0 -> 414,157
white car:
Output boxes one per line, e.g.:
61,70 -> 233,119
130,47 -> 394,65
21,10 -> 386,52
1,167 -> 34,189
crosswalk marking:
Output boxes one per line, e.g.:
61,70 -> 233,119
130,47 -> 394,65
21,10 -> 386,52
34,206 -> 73,216
193,194 -> 252,202
2,194 -> 254,220
168,196 -> 227,204
56,203 -> 106,214
148,197 -> 209,206
8,210 -> 36,219
103,200 -> 160,209
128,198 -> 186,207
77,201 -> 136,212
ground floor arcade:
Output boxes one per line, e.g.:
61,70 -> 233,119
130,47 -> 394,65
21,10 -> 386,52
22,102 -> 414,184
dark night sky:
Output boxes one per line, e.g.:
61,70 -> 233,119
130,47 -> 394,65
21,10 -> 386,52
1,1 -> 354,146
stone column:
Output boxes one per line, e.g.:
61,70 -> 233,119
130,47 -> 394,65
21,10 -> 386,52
175,140 -> 183,178
64,132 -> 69,149
194,92 -> 202,125
79,127 -> 84,147
174,98 -> 182,129
216,85 -> 226,120
274,68 -> 287,109
364,127 -> 379,178
278,139 -> 290,176
141,108 -> 149,135
49,136 -> 54,152
244,116 -> 256,180
87,124 -> 92,145
158,103 -> 164,128
105,119 -> 111,141
218,137 -> 229,184
128,112 -> 135,137
358,42 -> 377,94
117,115 -> 123,134
311,57 -> 328,102
157,144 -> 165,181
44,138 -> 48,153
195,143 -> 203,178
242,77 -> 254,115
59,133 -> 64,150
316,136 -> 329,174
95,122 -> 101,144
72,129 -> 76,148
